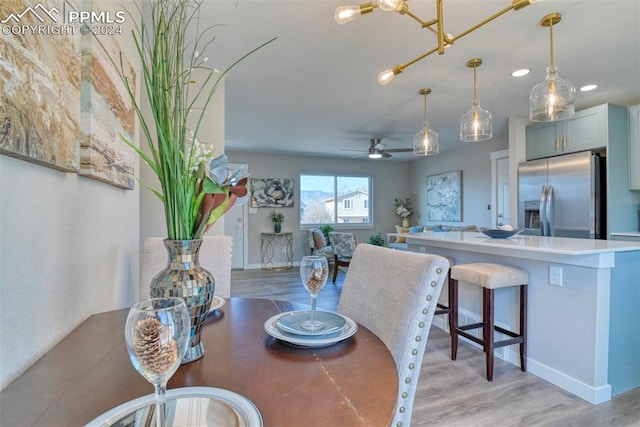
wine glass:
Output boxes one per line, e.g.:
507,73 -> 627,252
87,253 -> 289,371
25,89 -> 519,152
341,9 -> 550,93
125,297 -> 191,427
299,255 -> 329,331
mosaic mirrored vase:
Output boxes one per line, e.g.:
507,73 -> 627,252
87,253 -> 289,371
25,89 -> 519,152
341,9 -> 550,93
150,239 -> 215,363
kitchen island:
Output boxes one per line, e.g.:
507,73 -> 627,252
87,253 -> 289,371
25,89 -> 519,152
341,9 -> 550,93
387,231 -> 640,404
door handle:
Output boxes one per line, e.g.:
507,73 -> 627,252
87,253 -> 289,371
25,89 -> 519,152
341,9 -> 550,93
540,186 -> 547,236
563,135 -> 567,147
546,185 -> 555,237
555,137 -> 560,149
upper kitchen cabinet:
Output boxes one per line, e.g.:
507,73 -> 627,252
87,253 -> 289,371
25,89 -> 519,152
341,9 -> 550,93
525,103 -> 638,236
629,104 -> 640,190
526,104 -> 612,160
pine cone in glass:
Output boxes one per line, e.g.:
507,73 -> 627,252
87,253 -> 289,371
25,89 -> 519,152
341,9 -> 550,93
133,317 -> 179,375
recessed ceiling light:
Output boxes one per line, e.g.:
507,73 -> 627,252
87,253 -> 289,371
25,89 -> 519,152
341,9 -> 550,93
580,84 -> 598,92
511,68 -> 530,77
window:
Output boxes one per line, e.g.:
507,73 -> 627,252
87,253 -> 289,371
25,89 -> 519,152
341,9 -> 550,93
300,174 -> 372,227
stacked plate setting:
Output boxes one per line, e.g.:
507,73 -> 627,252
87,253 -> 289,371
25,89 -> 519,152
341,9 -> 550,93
263,310 -> 357,347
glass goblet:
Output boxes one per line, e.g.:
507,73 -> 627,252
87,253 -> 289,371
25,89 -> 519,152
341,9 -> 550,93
299,255 -> 329,332
125,297 -> 191,427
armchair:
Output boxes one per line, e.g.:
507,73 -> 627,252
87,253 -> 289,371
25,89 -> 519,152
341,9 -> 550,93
307,228 -> 334,261
328,231 -> 357,283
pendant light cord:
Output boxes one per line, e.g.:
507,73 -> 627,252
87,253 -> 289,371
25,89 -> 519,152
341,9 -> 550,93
548,17 -> 555,68
423,92 -> 428,127
473,65 -> 479,107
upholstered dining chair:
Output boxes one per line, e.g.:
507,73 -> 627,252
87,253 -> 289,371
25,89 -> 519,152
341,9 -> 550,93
141,236 -> 233,301
328,231 -> 357,283
338,244 -> 449,427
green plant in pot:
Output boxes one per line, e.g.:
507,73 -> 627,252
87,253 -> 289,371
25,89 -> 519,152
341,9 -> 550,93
367,232 -> 386,247
271,210 -> 285,233
96,0 -> 276,363
319,224 -> 334,241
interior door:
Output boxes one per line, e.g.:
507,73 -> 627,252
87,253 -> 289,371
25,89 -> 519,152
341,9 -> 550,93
496,156 -> 510,227
224,163 -> 248,269
224,203 -> 245,269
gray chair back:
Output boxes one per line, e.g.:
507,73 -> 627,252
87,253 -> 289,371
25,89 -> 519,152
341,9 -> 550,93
338,244 -> 448,427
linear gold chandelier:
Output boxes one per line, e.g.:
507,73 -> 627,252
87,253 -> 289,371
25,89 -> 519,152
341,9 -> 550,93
335,0 -> 535,84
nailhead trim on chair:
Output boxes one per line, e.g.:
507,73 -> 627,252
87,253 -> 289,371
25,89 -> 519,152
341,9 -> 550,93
394,266 -> 444,427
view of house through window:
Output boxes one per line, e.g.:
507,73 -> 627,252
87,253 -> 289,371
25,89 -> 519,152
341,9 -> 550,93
300,174 -> 372,226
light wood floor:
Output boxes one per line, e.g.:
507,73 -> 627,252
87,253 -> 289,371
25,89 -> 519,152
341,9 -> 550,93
231,268 -> 640,426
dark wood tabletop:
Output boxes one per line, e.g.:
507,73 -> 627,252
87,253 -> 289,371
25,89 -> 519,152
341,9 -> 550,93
0,298 -> 398,426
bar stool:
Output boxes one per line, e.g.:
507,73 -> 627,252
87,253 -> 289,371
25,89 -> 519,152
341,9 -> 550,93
434,256 -> 455,351
450,262 -> 528,381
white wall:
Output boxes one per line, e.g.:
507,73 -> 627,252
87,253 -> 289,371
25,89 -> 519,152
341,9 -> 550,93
226,151 -> 411,267
409,137 -> 508,228
0,0 -> 140,389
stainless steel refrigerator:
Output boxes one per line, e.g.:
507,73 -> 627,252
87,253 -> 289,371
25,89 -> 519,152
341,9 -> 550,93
518,150 -> 605,239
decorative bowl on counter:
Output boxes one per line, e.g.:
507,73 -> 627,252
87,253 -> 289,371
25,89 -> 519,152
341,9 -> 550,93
479,228 -> 523,238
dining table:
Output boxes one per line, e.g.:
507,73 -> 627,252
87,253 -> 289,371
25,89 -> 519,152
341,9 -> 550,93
0,297 -> 399,426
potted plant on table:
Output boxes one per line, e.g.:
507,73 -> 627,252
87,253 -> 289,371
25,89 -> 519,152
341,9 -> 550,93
367,232 -> 386,247
270,210 -> 285,233
99,0 -> 275,363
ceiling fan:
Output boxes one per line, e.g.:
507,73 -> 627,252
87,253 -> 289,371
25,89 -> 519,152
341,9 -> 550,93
341,138 -> 413,159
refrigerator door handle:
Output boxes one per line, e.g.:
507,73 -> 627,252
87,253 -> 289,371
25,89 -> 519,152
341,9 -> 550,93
540,186 -> 548,236
546,185 -> 555,236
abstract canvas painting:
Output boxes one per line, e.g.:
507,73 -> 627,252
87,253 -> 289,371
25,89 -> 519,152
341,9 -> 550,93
79,2 -> 135,189
427,170 -> 462,221
251,178 -> 295,208
0,0 -> 81,172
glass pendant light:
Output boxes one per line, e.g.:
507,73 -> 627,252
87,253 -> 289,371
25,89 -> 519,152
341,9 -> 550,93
529,13 -> 576,122
413,88 -> 439,156
460,58 -> 493,142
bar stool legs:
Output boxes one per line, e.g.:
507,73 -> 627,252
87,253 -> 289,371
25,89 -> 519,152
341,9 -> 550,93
450,263 -> 528,382
450,274 -> 459,361
433,256 -> 455,354
435,273 -> 455,355
519,284 -> 527,372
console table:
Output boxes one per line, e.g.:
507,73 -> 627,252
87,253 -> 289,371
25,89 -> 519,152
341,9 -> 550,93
261,231 -> 293,270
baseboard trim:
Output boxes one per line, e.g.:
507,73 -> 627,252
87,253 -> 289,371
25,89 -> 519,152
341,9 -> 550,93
506,348 -> 612,404
434,310 -> 612,405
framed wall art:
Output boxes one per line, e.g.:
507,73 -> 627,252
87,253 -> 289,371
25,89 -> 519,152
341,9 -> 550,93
251,178 -> 294,208
0,2 -> 81,172
79,10 -> 136,189
427,170 -> 462,222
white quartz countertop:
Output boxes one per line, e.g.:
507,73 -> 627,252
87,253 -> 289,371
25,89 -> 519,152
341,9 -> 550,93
394,231 -> 640,256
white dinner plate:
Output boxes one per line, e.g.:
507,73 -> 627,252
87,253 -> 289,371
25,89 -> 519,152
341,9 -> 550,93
209,295 -> 226,312
276,310 -> 347,336
264,312 -> 357,348
85,386 -> 262,427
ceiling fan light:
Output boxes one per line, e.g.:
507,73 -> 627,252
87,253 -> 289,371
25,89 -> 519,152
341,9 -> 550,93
529,66 -> 575,122
460,104 -> 493,142
413,126 -> 439,156
368,152 -> 383,159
